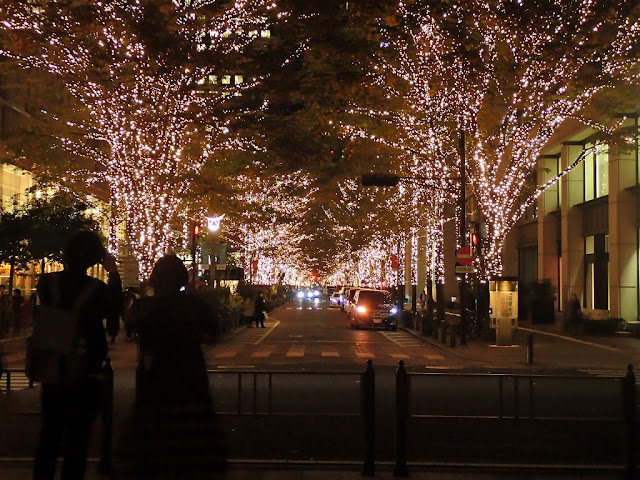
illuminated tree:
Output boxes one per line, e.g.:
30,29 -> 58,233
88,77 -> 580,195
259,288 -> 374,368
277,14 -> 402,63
224,169 -> 315,284
381,0 -> 640,275
0,0 -> 284,278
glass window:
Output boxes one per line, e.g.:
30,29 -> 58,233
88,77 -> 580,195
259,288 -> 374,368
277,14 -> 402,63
221,75 -> 231,85
584,143 -> 608,201
261,30 -> 271,38
596,144 -> 609,197
584,233 -> 609,310
234,75 -> 243,85
584,144 -> 595,201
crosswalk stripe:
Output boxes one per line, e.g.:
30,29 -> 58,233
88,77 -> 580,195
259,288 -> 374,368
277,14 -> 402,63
355,352 -> 374,358
390,353 -> 410,359
251,347 -> 273,358
322,351 -> 340,357
215,351 -> 237,358
286,346 -> 305,357
425,354 -> 445,360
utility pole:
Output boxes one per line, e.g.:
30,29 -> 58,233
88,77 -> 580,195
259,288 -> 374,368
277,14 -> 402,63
459,129 -> 468,345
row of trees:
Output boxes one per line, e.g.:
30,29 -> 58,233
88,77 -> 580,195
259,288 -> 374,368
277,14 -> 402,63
1,1 -> 640,283
0,190 -> 101,292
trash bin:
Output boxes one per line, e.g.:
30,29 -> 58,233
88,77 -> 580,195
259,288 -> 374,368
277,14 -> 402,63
496,317 -> 512,346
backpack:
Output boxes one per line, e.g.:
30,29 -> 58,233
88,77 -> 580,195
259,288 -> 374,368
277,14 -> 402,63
26,275 -> 97,385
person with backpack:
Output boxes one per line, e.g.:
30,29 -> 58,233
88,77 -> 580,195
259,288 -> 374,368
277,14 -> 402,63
32,230 -> 122,480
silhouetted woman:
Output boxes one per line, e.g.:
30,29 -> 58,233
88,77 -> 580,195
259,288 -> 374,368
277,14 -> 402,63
33,230 -> 121,480
122,254 -> 226,479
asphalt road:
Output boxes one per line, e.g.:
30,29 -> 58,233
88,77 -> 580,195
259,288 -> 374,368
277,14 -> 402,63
0,297 -> 636,470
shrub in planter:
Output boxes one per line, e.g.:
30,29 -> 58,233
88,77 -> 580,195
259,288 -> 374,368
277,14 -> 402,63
582,317 -> 623,335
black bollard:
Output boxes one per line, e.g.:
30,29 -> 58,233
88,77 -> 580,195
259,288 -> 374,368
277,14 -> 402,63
361,360 -> 375,477
624,365 -> 636,479
526,333 -> 534,365
394,361 -> 409,477
97,357 -> 114,475
440,321 -> 447,344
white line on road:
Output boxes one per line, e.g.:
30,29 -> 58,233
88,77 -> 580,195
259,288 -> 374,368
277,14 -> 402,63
286,346 -> 305,357
519,327 -> 622,352
322,351 -> 340,357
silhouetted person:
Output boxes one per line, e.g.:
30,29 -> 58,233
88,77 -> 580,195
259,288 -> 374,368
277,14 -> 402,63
33,230 -> 121,480
254,291 -> 266,328
567,293 -> 583,337
122,254 -> 226,479
0,284 -> 11,337
12,288 -> 24,334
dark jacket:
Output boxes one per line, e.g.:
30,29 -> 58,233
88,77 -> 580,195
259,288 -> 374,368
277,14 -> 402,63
37,270 -> 122,374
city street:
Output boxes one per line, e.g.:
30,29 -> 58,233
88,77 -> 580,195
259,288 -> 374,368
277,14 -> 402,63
1,297 -> 638,473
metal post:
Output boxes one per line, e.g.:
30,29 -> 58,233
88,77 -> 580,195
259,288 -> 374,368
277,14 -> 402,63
526,333 -> 534,365
394,361 -> 409,477
97,357 -> 113,475
623,365 -> 636,479
361,360 -> 375,477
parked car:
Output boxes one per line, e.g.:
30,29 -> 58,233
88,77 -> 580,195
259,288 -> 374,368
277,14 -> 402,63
349,289 -> 398,331
343,288 -> 359,316
329,292 -> 341,308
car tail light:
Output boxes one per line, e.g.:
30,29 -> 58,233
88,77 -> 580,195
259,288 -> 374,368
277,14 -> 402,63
356,305 -> 367,314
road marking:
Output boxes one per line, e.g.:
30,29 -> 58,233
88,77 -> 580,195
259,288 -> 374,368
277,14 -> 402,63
251,346 -> 273,358
286,346 -> 306,357
215,350 -> 237,358
425,354 -> 445,361
390,353 -> 410,359
355,352 -> 374,358
519,327 -> 622,352
380,331 -> 422,347
322,351 -> 340,357
230,320 -> 280,345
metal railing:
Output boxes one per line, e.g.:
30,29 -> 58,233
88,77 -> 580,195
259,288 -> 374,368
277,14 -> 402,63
0,359 -> 114,475
2,360 -> 635,478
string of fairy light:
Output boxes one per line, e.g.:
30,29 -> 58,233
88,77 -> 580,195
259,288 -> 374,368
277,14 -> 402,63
0,0 -> 287,279
225,170 -> 316,285
375,0 -> 640,276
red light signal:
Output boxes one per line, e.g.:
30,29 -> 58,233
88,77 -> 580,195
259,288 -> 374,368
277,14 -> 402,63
470,232 -> 478,247
193,224 -> 201,238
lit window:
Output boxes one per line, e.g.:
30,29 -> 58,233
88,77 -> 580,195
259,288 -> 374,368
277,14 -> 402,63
234,75 -> 243,85
221,75 -> 231,85
584,143 -> 608,201
208,75 -> 217,84
261,30 -> 271,38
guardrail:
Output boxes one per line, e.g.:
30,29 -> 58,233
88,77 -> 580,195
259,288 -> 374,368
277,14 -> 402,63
0,359 -> 114,475
2,360 -> 636,477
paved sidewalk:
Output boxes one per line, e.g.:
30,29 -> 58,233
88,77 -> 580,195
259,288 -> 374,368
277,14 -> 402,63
400,314 -> 640,373
0,461 -> 623,479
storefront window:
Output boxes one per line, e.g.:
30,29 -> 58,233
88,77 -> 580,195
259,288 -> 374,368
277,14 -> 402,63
584,233 -> 609,310
584,143 -> 609,201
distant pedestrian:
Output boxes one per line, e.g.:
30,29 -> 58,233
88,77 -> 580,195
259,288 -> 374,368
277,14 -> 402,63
121,254 -> 226,478
254,292 -> 266,328
0,285 -> 11,337
567,293 -> 583,337
11,288 -> 24,334
33,230 -> 122,480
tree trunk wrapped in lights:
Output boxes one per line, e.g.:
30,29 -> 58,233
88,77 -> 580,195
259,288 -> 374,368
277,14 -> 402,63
0,0 -> 285,278
378,0 -> 640,276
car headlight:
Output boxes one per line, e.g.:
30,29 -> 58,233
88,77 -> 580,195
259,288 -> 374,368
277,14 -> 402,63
390,307 -> 398,315
296,291 -> 304,299
313,290 -> 320,297
356,305 -> 367,314
306,291 -> 314,298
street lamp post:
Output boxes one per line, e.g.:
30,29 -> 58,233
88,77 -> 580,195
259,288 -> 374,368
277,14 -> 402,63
206,215 -> 224,288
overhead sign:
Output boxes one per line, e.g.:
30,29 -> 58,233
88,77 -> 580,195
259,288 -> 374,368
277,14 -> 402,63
455,246 -> 475,266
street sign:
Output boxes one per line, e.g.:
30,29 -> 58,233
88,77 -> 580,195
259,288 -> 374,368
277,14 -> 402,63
455,265 -> 476,274
455,246 -> 475,266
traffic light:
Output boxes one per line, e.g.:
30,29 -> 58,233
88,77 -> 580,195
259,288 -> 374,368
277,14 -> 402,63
193,224 -> 201,238
361,173 -> 400,187
470,232 -> 478,247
